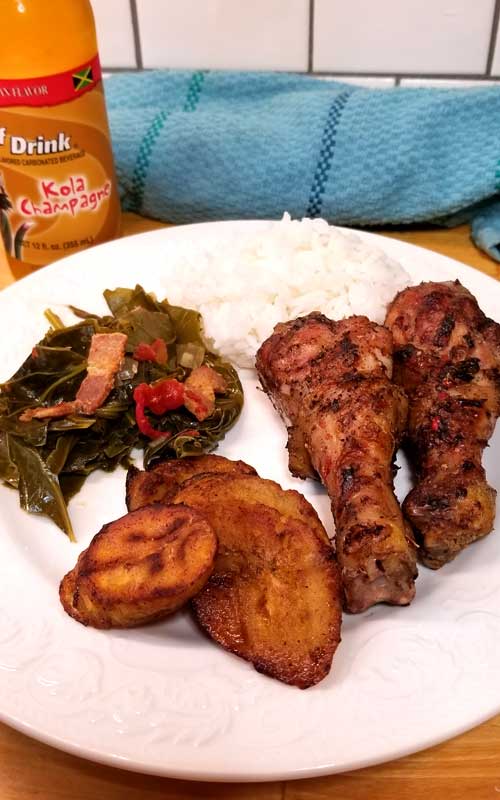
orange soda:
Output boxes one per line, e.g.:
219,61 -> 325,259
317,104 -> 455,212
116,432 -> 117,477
0,0 -> 121,267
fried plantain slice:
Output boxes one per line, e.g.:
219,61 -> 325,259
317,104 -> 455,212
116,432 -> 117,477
59,503 -> 217,629
59,558 -> 86,626
126,454 -> 257,511
179,470 -> 331,547
172,474 -> 342,689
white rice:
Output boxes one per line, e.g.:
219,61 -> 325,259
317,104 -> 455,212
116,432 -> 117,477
162,214 -> 411,369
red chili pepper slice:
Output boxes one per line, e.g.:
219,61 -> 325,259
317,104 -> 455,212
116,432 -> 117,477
430,417 -> 440,432
133,339 -> 168,365
133,378 -> 185,439
134,399 -> 166,440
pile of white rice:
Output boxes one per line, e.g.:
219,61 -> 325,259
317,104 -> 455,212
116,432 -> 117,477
162,214 -> 410,369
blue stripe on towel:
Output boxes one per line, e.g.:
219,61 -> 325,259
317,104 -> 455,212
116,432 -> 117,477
307,91 -> 351,218
126,71 -> 206,213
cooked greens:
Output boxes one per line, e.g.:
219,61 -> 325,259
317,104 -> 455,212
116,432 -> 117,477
0,286 -> 243,539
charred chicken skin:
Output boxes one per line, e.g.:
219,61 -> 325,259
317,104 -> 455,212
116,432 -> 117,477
256,313 -> 417,613
385,280 -> 500,568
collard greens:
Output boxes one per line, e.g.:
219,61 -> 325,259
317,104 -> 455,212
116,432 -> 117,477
0,286 -> 243,539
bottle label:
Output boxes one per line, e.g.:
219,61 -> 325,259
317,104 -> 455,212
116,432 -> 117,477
0,55 -> 120,266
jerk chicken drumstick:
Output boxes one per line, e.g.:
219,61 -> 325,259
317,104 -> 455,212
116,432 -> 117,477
386,280 -> 500,569
256,313 -> 417,613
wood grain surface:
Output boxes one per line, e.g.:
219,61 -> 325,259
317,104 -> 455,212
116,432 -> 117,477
0,213 -> 499,799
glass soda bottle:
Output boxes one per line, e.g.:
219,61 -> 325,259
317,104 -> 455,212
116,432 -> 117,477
0,0 -> 121,267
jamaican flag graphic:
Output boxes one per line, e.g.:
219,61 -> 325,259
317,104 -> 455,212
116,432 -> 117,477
72,65 -> 94,92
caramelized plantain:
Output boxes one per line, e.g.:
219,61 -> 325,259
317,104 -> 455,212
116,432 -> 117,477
126,454 -> 257,511
172,474 -> 342,688
60,503 -> 217,628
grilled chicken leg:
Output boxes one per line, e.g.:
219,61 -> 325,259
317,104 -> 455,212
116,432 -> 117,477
256,313 -> 417,613
385,280 -> 500,568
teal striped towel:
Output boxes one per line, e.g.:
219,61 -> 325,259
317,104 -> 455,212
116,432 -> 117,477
105,70 -> 500,262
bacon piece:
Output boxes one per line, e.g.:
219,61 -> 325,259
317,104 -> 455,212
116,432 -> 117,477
76,333 -> 127,413
19,333 -> 127,423
19,400 -> 79,423
184,366 -> 227,421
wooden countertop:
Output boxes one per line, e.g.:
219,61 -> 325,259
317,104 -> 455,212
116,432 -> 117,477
0,214 -> 499,800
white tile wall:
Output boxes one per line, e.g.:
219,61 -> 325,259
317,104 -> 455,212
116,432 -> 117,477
91,0 -> 137,68
92,0 -> 500,86
313,0 -> 496,74
136,0 -> 310,71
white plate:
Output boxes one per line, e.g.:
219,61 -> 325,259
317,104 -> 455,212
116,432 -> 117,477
0,221 -> 499,783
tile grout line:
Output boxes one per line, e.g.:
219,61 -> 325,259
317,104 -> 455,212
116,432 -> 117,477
307,0 -> 315,73
103,66 -> 141,73
129,0 -> 144,70
486,0 -> 500,74
313,70 -> 500,80
102,67 -> 500,82
102,65 -> 500,82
